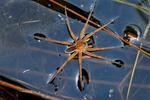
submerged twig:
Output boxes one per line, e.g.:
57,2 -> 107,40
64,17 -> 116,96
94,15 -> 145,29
113,0 -> 150,16
0,80 -> 61,100
126,21 -> 150,100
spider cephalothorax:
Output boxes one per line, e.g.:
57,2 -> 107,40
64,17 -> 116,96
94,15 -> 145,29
65,40 -> 88,53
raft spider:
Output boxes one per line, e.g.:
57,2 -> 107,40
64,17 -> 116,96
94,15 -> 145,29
34,5 -> 123,90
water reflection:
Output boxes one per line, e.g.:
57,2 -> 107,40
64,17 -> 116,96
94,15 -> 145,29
123,24 -> 141,46
34,33 -> 47,42
47,67 -> 64,92
122,24 -> 150,57
76,68 -> 89,92
0,27 -> 26,48
112,60 -> 124,68
32,0 -> 101,28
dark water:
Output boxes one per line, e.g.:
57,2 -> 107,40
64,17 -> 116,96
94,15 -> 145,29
0,0 -> 150,99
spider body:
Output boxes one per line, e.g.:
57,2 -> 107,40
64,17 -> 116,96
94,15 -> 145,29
65,40 -> 88,54
75,41 -> 87,52
34,2 -> 124,91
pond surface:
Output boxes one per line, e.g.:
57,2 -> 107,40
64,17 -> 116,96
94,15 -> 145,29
0,0 -> 150,100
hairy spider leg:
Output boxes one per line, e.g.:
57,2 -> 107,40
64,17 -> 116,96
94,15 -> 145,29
83,18 -> 117,41
34,36 -> 73,45
84,51 -> 116,64
87,46 -> 123,51
47,51 -> 78,84
78,52 -> 83,90
78,0 -> 96,40
77,1 -> 96,87
65,6 -> 77,41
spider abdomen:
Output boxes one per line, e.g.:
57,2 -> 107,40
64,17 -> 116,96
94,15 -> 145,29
65,46 -> 76,53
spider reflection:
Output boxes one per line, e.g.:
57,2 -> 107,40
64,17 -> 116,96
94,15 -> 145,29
77,68 -> 89,91
34,5 -> 124,90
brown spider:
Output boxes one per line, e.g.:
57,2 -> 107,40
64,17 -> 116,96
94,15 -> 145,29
34,5 -> 123,89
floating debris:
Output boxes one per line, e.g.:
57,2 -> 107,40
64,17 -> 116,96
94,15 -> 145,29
22,69 -> 30,73
23,20 -> 41,24
108,88 -> 114,98
8,15 -> 12,19
80,4 -> 84,8
58,14 -> 64,21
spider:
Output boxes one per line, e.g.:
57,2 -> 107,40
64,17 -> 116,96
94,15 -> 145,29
34,4 -> 124,89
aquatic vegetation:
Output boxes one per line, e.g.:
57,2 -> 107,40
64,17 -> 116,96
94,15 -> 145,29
113,0 -> 150,16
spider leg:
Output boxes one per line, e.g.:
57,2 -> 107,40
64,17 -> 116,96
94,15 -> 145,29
84,51 -> 117,64
87,46 -> 122,51
88,44 -> 93,48
78,0 -> 96,40
49,0 -> 150,56
83,17 -> 117,41
65,6 -> 77,41
34,36 -> 73,45
78,52 -> 83,90
47,51 -> 78,84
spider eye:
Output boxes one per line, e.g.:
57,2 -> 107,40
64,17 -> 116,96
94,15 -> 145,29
33,33 -> 46,41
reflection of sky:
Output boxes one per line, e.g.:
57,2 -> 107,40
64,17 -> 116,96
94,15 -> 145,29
0,0 -> 150,99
